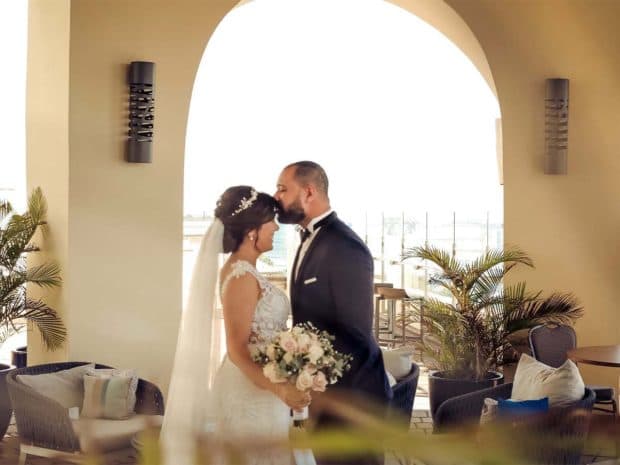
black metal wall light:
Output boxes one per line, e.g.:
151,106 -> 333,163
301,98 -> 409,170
544,78 -> 569,174
127,61 -> 155,163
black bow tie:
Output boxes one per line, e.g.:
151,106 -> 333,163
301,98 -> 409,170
299,213 -> 334,243
299,228 -> 311,243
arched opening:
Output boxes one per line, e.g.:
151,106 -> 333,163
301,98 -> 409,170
0,1 -> 28,365
183,0 -> 501,298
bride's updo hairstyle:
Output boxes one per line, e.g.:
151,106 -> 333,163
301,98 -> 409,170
214,185 -> 278,253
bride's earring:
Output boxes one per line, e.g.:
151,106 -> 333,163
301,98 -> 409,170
248,233 -> 255,241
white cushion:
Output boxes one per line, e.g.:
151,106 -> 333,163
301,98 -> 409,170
480,398 -> 498,425
511,354 -> 584,406
386,370 -> 397,387
17,364 -> 96,410
381,348 -> 412,379
72,414 -> 163,452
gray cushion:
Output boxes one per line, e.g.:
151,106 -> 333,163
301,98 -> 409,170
17,364 -> 96,409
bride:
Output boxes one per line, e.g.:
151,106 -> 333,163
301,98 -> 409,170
161,185 -> 311,465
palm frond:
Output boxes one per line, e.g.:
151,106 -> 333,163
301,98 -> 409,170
25,263 -> 62,288
0,188 -> 65,352
21,298 -> 67,350
505,293 -> 583,333
0,273 -> 27,300
402,246 -> 463,276
0,200 -> 12,224
465,247 -> 533,275
463,247 -> 533,291
26,187 -> 47,226
469,266 -> 509,303
0,324 -> 21,345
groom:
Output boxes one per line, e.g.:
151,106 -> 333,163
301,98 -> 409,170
275,161 -> 392,464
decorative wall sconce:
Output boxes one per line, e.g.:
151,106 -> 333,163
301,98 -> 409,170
127,61 -> 155,163
544,78 -> 569,174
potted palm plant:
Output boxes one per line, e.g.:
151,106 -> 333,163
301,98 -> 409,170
0,187 -> 66,437
402,246 -> 583,418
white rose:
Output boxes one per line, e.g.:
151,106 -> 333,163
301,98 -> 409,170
308,344 -> 324,364
249,344 -> 260,359
283,352 -> 294,364
297,333 -> 311,352
263,362 -> 285,384
296,369 -> 314,391
266,344 -> 276,360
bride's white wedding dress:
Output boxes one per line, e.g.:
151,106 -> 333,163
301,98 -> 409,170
213,259 -> 292,464
162,220 -> 314,465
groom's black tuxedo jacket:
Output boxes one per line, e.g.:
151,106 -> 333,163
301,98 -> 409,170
291,212 -> 392,407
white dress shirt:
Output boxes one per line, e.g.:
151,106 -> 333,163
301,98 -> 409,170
294,209 -> 333,280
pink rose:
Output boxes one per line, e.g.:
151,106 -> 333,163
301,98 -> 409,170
312,372 -> 328,392
279,333 -> 298,353
295,369 -> 314,391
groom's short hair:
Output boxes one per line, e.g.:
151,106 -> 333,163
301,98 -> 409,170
287,161 -> 329,195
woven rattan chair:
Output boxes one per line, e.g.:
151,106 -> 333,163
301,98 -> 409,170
529,324 -> 617,415
388,362 -> 420,428
434,383 -> 595,465
7,362 -> 164,464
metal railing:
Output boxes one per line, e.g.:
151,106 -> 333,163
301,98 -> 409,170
182,211 -> 503,298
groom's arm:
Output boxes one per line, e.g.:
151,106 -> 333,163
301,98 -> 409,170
328,238 -> 374,347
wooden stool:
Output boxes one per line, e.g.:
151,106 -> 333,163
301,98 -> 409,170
375,287 -> 424,348
374,283 -> 393,341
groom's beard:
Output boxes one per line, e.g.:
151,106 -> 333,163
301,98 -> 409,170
276,199 -> 305,225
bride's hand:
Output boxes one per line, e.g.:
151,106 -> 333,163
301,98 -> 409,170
275,384 -> 311,410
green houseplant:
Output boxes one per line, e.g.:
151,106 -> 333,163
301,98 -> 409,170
0,187 -> 66,436
402,245 -> 583,416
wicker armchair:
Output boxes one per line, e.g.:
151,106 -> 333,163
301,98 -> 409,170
7,362 -> 164,464
388,362 -> 419,428
434,383 -> 595,465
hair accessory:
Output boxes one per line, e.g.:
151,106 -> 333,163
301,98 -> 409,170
231,189 -> 258,217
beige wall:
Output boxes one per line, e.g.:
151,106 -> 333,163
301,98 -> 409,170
26,0 -> 70,363
27,0 -> 236,389
446,0 -> 620,386
27,0 -> 620,391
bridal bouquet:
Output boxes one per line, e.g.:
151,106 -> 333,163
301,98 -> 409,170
250,322 -> 353,423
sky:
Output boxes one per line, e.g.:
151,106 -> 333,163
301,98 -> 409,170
0,0 -> 502,217
184,0 -> 502,217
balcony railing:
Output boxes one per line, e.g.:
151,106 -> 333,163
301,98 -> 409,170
182,210 -> 503,300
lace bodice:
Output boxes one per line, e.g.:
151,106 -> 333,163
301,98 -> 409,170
220,260 -> 290,341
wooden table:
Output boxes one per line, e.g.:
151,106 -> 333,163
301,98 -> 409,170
568,345 -> 620,368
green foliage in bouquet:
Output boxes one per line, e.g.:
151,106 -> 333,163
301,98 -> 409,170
403,245 -> 583,381
0,187 -> 66,349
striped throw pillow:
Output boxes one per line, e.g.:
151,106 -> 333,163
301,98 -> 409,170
82,374 -> 134,419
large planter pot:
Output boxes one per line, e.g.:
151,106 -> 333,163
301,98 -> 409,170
0,363 -> 12,439
429,370 -> 503,419
11,346 -> 27,369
